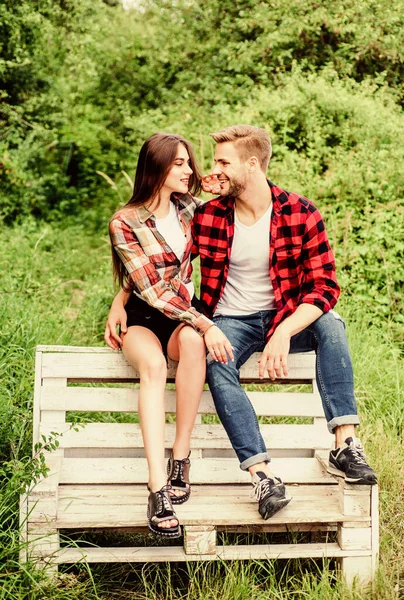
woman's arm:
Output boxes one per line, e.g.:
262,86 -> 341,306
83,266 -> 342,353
109,217 -> 214,335
104,288 -> 131,350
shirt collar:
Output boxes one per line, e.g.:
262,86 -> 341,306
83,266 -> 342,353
213,180 -> 285,216
137,193 -> 192,224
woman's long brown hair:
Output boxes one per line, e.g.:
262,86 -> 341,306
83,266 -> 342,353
110,132 -> 202,290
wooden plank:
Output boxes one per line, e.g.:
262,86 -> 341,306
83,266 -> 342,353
41,351 -> 315,381
57,457 -> 334,485
371,485 -> 379,578
55,496 -> 368,528
57,483 -> 336,500
339,556 -> 373,586
338,525 -> 371,550
32,350 -> 43,452
19,493 -> 28,564
30,453 -> 63,496
39,422 -> 332,451
39,379 -> 67,434
53,543 -> 371,564
40,387 -> 325,418
184,526 -> 216,555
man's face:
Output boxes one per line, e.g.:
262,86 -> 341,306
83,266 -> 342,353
212,142 -> 248,197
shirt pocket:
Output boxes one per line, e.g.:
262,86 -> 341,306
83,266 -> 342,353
275,243 -> 302,279
199,245 -> 227,279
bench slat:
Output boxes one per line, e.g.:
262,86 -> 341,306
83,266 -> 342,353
40,351 -> 316,381
40,387 -> 324,417
56,456 -> 334,485
49,484 -> 367,528
52,543 -> 371,564
40,422 -> 331,451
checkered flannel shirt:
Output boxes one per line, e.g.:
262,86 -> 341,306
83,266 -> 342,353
109,193 -> 214,336
192,180 -> 340,341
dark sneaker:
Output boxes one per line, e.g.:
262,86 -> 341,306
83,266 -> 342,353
250,471 -> 292,519
328,437 -> 377,484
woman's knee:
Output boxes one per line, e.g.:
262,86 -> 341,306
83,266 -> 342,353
138,353 -> 167,382
178,326 -> 205,358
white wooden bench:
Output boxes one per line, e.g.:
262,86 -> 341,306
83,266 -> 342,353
20,345 -> 379,585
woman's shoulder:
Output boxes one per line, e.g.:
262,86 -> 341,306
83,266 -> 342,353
110,205 -> 143,226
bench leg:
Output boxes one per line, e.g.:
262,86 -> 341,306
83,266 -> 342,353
339,556 -> 373,586
184,525 -> 216,555
28,524 -> 60,576
19,493 -> 28,565
337,478 -> 376,586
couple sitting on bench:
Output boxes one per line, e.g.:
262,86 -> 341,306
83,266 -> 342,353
104,125 -> 377,539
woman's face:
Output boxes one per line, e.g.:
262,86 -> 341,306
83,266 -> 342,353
162,144 -> 193,195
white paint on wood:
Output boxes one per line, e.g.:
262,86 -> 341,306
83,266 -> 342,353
32,350 -> 43,453
338,525 -> 372,550
52,543 -> 370,564
339,555 -> 373,586
57,456 -> 335,485
40,387 -> 325,418
40,350 -> 315,381
371,485 -> 379,577
39,422 -> 332,451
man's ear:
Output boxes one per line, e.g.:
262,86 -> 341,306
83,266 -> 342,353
248,156 -> 259,172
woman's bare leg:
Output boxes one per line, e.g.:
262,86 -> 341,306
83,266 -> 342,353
167,325 -> 206,496
122,326 -> 176,529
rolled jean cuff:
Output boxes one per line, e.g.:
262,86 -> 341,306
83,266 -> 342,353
327,414 -> 360,434
240,452 -> 271,471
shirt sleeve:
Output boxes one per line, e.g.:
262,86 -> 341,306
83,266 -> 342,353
191,210 -> 200,259
109,217 -> 214,336
299,207 -> 340,312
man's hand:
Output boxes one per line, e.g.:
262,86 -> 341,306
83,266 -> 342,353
201,174 -> 221,195
104,290 -> 130,350
204,325 -> 234,364
258,326 -> 291,380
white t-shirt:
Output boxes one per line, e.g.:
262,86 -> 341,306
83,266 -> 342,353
155,201 -> 194,298
214,204 -> 275,316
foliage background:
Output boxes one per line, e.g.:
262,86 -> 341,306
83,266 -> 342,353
0,0 -> 403,598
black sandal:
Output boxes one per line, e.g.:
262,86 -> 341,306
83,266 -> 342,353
147,484 -> 181,538
167,450 -> 191,505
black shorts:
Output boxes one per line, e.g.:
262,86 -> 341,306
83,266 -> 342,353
124,293 -> 203,356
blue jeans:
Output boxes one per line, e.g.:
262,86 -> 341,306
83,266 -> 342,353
206,310 -> 360,471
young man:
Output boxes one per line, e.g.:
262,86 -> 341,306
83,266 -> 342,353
105,125 -> 377,520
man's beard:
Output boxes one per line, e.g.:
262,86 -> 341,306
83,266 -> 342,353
223,176 -> 247,198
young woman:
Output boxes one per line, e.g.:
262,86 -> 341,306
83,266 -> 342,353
106,133 -> 232,538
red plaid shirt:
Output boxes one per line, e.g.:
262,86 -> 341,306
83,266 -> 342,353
109,193 -> 214,336
192,181 -> 340,341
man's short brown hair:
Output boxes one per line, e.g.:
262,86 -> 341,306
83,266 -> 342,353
210,125 -> 272,172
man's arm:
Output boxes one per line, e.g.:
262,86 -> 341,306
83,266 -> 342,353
258,304 -> 322,379
259,204 -> 338,379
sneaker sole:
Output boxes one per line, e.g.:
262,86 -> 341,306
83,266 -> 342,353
327,464 -> 377,485
261,496 -> 292,520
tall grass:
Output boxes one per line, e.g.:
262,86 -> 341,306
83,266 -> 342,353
0,220 -> 402,599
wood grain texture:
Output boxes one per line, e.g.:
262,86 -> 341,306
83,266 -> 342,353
40,349 -> 315,381
52,543 -> 371,564
40,387 -> 325,418
39,422 -> 332,451
57,456 -> 335,485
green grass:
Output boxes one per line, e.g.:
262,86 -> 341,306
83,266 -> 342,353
0,220 -> 402,599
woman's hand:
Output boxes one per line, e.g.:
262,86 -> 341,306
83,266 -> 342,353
201,174 -> 221,195
204,325 -> 234,364
104,290 -> 130,350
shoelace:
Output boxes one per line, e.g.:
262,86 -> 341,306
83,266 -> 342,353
156,486 -> 173,515
250,477 -> 280,502
347,442 -> 367,465
171,457 -> 189,481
